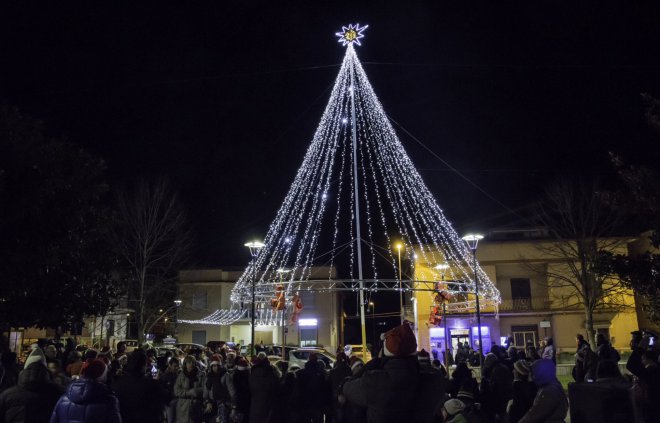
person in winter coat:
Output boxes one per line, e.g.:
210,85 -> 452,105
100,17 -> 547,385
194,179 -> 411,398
342,322 -> 447,423
160,358 -> 180,423
0,348 -> 64,423
223,355 -> 251,423
508,359 -> 537,423
112,349 -> 169,423
329,353 -> 352,423
574,334 -> 597,382
290,353 -> 327,423
248,352 -> 281,423
205,357 -> 227,423
519,359 -> 568,423
595,333 -> 620,363
626,333 -> 660,423
0,353 -> 20,393
447,362 -> 478,401
480,352 -> 513,422
541,338 -> 556,364
175,355 -> 206,423
50,358 -> 121,423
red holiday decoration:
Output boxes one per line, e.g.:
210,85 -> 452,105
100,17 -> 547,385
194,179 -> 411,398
270,284 -> 286,311
289,293 -> 304,324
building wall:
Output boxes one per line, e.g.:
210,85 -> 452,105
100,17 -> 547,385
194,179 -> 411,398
413,235 -> 640,357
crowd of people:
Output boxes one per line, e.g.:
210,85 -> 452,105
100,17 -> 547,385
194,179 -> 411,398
0,324 -> 656,423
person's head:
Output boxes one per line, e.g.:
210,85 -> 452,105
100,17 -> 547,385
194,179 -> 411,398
225,353 -> 236,369
452,362 -> 471,380
596,359 -> 622,380
443,399 -> 465,418
45,345 -> 58,359
576,334 -> 585,345
116,342 -> 126,354
168,357 -> 180,372
84,349 -> 98,361
596,333 -> 606,346
531,358 -> 558,387
125,349 -> 148,376
483,353 -> 498,369
183,355 -> 197,373
381,321 -> 417,357
80,359 -> 108,382
68,350 -> 82,363
24,347 -> 47,368
417,349 -> 431,362
431,359 -> 441,369
507,346 -> 518,358
545,337 -> 554,347
513,359 -> 531,381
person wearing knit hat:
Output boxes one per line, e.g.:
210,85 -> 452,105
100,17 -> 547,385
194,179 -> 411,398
481,351 -> 513,422
509,359 -> 537,423
0,348 -> 64,423
342,322 -> 447,422
24,347 -> 47,368
443,399 -> 467,422
418,348 -> 431,361
51,358 -> 122,423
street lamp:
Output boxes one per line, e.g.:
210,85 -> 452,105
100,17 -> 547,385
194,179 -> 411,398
245,240 -> 265,357
126,313 -> 131,340
396,242 -> 404,324
276,267 -> 291,361
435,263 -> 451,369
462,233 -> 484,371
174,299 -> 182,340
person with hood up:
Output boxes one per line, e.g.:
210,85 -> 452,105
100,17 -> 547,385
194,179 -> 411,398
175,355 -> 206,423
0,348 -> 64,423
447,362 -> 478,400
442,399 -> 467,423
342,322 -> 446,423
50,358 -> 121,423
223,355 -> 251,423
519,359 -> 568,423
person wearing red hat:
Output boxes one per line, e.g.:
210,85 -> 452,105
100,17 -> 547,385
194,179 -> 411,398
50,359 -> 121,423
341,322 -> 447,423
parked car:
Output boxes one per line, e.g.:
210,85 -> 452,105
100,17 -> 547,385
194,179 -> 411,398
346,344 -> 372,362
174,343 -> 205,353
288,348 -> 336,370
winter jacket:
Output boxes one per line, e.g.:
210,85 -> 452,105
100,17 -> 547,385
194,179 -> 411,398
626,348 -> 660,423
0,363 -> 64,423
49,378 -> 121,423
342,356 -> 446,423
508,379 -> 536,423
519,360 -> 568,423
574,341 -> 597,382
248,360 -> 281,423
205,367 -> 227,402
480,361 -> 513,419
596,342 -> 620,363
222,366 -> 251,418
112,372 -> 169,423
174,369 -> 206,423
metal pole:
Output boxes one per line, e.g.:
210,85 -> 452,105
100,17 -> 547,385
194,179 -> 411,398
398,248 -> 403,324
348,47 -> 367,357
473,249 -> 483,371
251,263 -> 256,358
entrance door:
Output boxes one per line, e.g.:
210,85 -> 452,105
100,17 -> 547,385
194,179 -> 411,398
450,329 -> 471,351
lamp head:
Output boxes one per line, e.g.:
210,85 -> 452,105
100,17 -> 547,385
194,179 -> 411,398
462,234 -> 484,251
174,299 -> 182,307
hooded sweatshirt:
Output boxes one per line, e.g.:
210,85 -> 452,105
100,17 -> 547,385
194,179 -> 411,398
0,362 -> 63,423
519,360 -> 568,423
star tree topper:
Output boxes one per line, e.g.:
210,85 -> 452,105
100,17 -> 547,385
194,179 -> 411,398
336,23 -> 368,46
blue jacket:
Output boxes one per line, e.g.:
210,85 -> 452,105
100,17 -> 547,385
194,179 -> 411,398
50,378 -> 121,423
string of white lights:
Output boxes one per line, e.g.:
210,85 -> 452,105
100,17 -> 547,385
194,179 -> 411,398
185,29 -> 500,326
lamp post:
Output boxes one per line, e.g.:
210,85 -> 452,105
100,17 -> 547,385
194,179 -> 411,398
396,243 -> 404,324
126,313 -> 131,340
435,263 -> 450,369
245,241 -> 265,358
174,299 -> 182,340
462,233 -> 484,371
276,268 -> 291,362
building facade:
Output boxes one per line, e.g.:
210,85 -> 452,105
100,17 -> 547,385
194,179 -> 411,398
176,267 -> 341,352
413,229 -> 641,361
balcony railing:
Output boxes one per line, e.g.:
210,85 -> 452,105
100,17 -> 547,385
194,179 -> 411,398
498,297 -> 551,312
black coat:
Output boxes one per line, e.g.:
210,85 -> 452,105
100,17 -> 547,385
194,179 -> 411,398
249,361 -> 281,423
508,380 -> 537,423
112,371 -> 169,423
0,363 -> 63,423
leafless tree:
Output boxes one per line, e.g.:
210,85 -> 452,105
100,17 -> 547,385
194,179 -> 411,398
531,178 -> 631,347
113,178 -> 193,343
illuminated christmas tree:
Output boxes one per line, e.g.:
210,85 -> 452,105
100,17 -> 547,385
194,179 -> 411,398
183,24 -> 501,330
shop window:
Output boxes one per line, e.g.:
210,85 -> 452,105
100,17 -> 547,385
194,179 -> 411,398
300,328 -> 318,347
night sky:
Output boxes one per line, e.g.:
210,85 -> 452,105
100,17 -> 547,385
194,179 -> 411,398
3,1 -> 660,267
